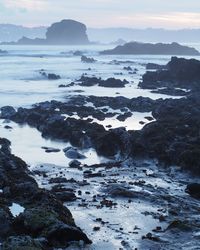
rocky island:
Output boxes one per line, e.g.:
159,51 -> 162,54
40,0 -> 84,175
3,20 -> 90,45
100,42 -> 200,55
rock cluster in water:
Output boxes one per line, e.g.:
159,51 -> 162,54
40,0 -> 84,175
0,56 -> 200,248
2,57 -> 200,175
71,76 -> 129,88
140,57 -> 200,91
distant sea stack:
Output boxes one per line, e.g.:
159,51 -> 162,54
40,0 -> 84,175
46,20 -> 89,45
3,19 -> 90,45
100,42 -> 200,56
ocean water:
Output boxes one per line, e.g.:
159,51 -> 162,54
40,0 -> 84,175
0,44 -> 199,108
0,44 -> 200,249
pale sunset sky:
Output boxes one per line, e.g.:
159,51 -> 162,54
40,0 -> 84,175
0,0 -> 199,28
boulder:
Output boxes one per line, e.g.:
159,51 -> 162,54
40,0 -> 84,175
63,147 -> 86,159
185,183 -> 200,199
0,208 -> 13,239
105,185 -> 138,198
0,139 -> 91,247
76,76 -> 128,88
47,73 -> 61,80
81,55 -> 96,63
69,160 -> 81,168
2,236 -> 47,250
140,57 -> 200,91
0,106 -> 16,119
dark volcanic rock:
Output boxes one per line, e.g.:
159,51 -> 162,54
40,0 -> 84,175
47,73 -> 61,80
76,76 -> 128,88
146,63 -> 167,70
77,76 -> 100,86
106,184 -> 138,198
2,236 -> 47,250
140,57 -> 200,91
185,183 -> 200,199
0,207 -> 13,239
100,42 -> 200,55
151,87 -> 188,96
69,160 -> 81,168
116,112 -> 132,121
41,147 -> 60,153
0,139 -> 91,248
98,78 -> 128,88
0,106 -> 16,119
81,55 -> 96,63
39,70 -> 61,80
130,94 -> 200,174
5,89 -> 200,175
51,190 -> 77,202
63,147 -> 86,159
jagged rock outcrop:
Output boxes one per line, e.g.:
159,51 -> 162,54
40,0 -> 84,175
0,138 -> 91,248
140,57 -> 200,90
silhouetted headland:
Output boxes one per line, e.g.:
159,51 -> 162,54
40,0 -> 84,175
100,42 -> 200,55
2,20 -> 90,45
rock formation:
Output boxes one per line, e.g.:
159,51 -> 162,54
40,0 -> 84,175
46,20 -> 89,45
4,20 -> 90,45
100,42 -> 200,56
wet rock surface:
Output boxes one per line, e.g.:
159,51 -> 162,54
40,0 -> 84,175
74,76 -> 129,88
131,94 -> 200,175
31,158 -> 200,250
140,57 -> 200,93
81,56 -> 96,63
146,63 -> 167,70
0,139 -> 91,249
39,70 -> 61,80
1,79 -> 200,175
0,56 -> 200,249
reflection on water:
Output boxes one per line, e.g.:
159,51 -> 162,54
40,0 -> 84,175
0,120 -> 103,166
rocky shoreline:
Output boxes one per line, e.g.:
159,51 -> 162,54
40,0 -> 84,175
0,138 -> 91,249
0,56 -> 200,249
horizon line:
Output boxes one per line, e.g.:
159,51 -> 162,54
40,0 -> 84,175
0,22 -> 200,31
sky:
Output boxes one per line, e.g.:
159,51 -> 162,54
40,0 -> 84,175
0,0 -> 200,29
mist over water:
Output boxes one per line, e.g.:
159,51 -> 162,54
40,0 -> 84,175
0,43 -> 199,108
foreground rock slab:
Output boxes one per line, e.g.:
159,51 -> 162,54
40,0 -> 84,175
0,138 -> 91,249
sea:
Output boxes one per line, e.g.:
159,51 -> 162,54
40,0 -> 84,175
0,43 -> 200,249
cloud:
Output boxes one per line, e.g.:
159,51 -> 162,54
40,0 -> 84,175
0,0 -> 199,28
2,0 -> 47,11
119,12 -> 200,29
